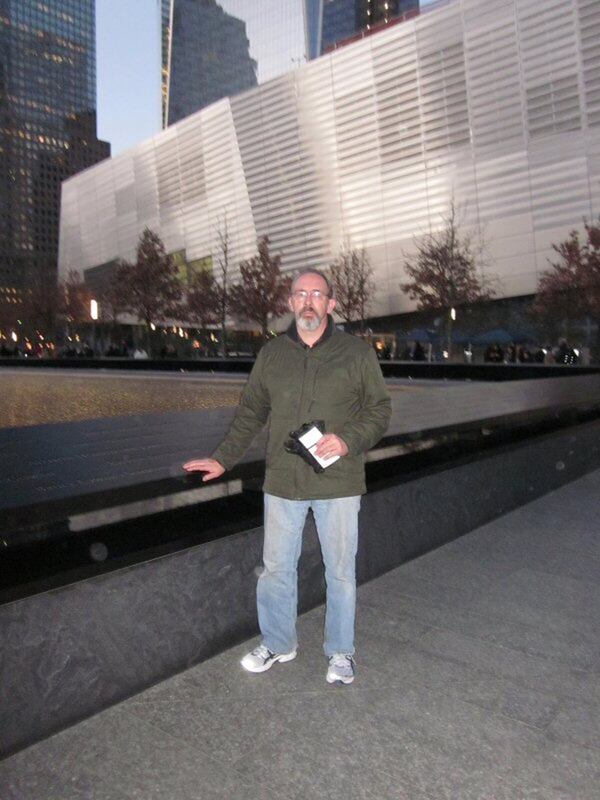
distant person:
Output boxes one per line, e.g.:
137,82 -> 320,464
484,343 -> 504,363
504,343 -> 517,364
183,269 -> 391,685
554,338 -> 578,365
578,345 -> 590,366
517,345 -> 531,363
412,341 -> 426,361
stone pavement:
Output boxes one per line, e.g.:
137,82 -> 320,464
2,468 -> 599,799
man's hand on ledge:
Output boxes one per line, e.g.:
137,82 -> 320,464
314,433 -> 349,460
182,458 -> 225,482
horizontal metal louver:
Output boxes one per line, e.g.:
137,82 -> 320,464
58,0 -> 599,317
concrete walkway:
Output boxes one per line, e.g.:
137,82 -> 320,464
2,469 -> 600,799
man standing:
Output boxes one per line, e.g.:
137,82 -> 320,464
183,269 -> 391,684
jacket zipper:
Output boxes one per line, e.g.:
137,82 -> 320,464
293,349 -> 310,500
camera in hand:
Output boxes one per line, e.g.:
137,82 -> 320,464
284,420 -> 327,473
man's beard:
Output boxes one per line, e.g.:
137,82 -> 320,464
296,307 -> 323,332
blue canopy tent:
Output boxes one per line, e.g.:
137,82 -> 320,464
471,328 -> 515,346
396,327 -> 438,343
472,328 -> 535,346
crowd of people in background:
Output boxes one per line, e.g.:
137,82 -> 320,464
483,338 -> 583,365
0,335 -> 591,365
388,337 -> 586,365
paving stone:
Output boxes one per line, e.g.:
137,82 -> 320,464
1,467 -> 599,799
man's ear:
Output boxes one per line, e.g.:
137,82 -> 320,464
288,296 -> 294,313
328,297 -> 337,315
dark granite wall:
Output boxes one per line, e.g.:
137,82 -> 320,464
2,418 -> 599,757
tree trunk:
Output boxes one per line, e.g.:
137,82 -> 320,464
145,321 -> 152,357
446,313 -> 453,360
593,317 -> 600,364
220,295 -> 227,358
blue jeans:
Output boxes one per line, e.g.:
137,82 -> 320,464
257,493 -> 361,657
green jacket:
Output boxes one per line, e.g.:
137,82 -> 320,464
212,317 -> 391,500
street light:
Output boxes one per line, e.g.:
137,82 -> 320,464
90,299 -> 98,355
447,307 -> 456,360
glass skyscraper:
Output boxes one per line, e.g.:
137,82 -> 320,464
163,0 -> 307,126
0,0 -> 109,323
161,2 -> 422,126
161,0 -> 172,128
318,0 -> 420,55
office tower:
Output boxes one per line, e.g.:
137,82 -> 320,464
167,0 -> 257,126
163,0 -> 307,126
0,0 -> 109,324
316,0 -> 419,55
161,0 -> 172,128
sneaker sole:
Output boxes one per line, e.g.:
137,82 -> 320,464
240,649 -> 297,673
326,672 -> 355,685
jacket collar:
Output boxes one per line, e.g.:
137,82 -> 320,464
286,314 -> 336,350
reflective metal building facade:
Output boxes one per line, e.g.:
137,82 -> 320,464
60,0 -> 600,320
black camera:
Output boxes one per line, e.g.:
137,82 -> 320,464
284,420 -> 326,473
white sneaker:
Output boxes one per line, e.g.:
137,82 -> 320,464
326,653 -> 355,685
240,644 -> 297,673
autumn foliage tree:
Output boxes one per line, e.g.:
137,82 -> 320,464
118,227 -> 182,353
185,268 -> 220,331
95,268 -> 127,327
401,202 -> 495,355
228,235 -> 292,340
328,245 -> 374,333
531,218 -> 600,346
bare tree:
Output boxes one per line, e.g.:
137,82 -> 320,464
92,266 -> 127,351
215,219 -> 231,358
186,269 -> 219,328
531,217 -> 600,349
118,227 -> 182,355
328,245 -> 375,333
60,269 -> 93,339
228,235 -> 292,340
401,202 -> 495,356
184,268 -> 221,354
95,272 -> 126,326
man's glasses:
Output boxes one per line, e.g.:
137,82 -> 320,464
291,289 -> 329,302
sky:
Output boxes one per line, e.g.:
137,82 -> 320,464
96,0 -> 161,156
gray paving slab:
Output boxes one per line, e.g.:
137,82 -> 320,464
2,468 -> 600,799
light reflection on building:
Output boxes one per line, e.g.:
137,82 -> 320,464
61,0 -> 600,324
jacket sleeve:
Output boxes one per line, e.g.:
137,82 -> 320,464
211,349 -> 270,470
339,348 -> 391,456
